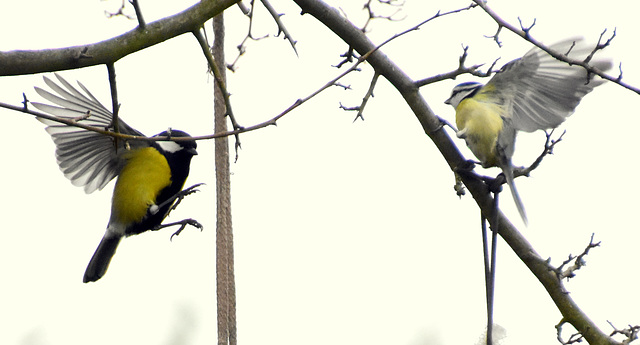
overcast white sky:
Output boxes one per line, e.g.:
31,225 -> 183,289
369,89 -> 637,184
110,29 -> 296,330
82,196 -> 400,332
1,1 -> 639,345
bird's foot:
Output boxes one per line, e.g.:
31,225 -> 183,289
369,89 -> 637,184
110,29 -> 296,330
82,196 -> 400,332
151,218 -> 204,240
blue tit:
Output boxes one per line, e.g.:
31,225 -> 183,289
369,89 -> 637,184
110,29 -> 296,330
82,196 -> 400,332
33,74 -> 199,282
445,38 -> 611,224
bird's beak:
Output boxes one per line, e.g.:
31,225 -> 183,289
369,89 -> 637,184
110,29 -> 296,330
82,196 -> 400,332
188,148 -> 198,155
444,98 -> 451,105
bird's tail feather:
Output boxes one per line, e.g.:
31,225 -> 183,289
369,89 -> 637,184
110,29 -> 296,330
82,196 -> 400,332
83,234 -> 122,283
502,165 -> 528,225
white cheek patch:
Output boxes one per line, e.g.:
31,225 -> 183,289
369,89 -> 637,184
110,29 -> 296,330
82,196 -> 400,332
157,141 -> 183,153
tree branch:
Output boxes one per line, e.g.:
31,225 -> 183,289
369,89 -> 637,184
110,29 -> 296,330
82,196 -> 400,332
192,28 -> 243,159
291,1 -> 622,344
414,45 -> 494,87
0,0 -> 239,76
260,0 -> 298,56
129,0 -> 146,29
472,0 -> 640,95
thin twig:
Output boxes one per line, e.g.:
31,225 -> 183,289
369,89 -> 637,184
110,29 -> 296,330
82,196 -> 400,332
228,0 -> 268,71
553,233 -> 601,280
192,27 -> 243,156
556,320 -> 585,345
106,63 -> 120,130
236,1 -> 250,15
415,45 -> 496,87
361,0 -> 405,33
608,321 -> 640,345
260,0 -> 298,56
129,0 -> 146,29
349,72 -> 379,121
515,129 -> 565,178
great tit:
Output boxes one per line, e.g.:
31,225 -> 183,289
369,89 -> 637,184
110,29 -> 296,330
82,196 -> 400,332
32,74 -> 199,283
445,38 -> 611,224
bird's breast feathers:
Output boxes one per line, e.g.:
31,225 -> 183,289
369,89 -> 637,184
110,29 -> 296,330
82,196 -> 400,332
455,97 -> 505,168
109,147 -> 172,231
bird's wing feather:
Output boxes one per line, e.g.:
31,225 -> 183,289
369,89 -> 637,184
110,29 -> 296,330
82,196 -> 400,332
32,73 -> 148,194
485,37 -> 612,132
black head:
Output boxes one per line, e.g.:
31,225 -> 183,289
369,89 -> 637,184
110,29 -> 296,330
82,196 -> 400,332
154,129 -> 197,157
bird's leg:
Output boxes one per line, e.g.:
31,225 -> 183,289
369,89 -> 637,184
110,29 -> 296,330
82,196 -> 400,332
457,165 -> 504,194
433,115 -> 458,133
453,160 -> 480,197
151,183 -> 204,216
167,183 -> 204,214
152,218 -> 204,240
484,173 -> 505,194
148,183 -> 205,240
454,173 -> 466,197
457,159 -> 478,173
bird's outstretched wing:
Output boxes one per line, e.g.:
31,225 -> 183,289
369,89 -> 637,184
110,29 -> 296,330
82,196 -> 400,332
485,37 -> 612,132
32,73 -> 147,194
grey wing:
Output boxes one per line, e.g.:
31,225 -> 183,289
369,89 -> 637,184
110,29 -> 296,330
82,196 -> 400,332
32,74 -> 147,194
488,37 -> 612,132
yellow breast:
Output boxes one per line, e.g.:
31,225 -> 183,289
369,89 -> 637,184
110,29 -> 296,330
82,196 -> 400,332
455,97 -> 504,167
110,147 -> 172,227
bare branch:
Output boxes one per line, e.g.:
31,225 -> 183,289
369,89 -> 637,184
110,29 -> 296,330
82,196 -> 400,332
2,33 -> 382,144
556,320 -> 585,345
608,321 -> 640,345
338,3 -> 477,73
106,63 -> 122,149
415,45 -> 497,87
341,72 -> 379,122
192,28 -> 243,157
361,0 -> 406,33
515,129 -> 566,178
517,16 -> 536,39
129,0 -> 146,29
228,0 -> 269,71
485,23 -> 503,47
228,0 -> 298,71
553,234 -> 601,281
472,0 -> 640,95
236,1 -> 250,15
292,2 -> 626,345
585,28 -> 617,64
333,47 -> 357,68
0,0 -> 239,76
260,0 -> 298,56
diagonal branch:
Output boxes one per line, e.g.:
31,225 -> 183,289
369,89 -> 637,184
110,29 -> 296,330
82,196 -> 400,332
292,1 -> 622,345
343,72 -> 379,122
260,0 -> 298,56
192,28 -> 243,159
129,0 -> 146,29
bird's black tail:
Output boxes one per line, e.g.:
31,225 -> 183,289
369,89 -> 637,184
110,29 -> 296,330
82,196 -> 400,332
83,234 -> 122,283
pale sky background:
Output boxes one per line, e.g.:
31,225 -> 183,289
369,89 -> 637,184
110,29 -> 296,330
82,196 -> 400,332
1,1 -> 638,345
